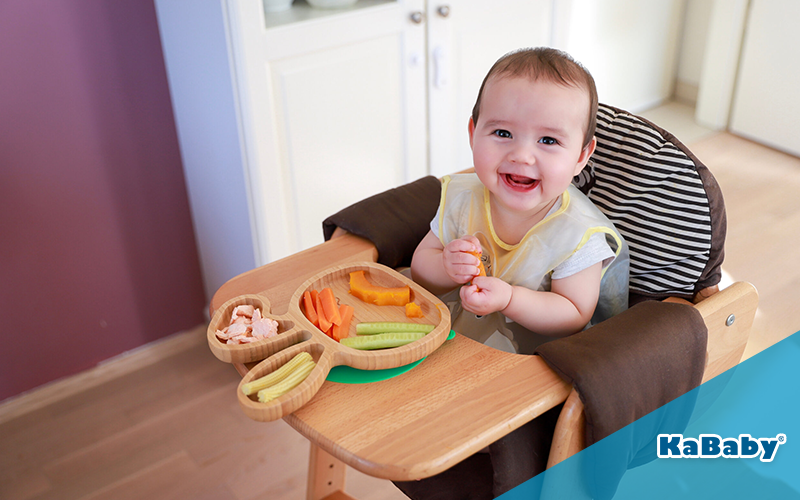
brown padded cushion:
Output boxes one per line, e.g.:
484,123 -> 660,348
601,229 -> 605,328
589,104 -> 727,303
535,300 -> 706,445
646,118 -> 727,295
535,299 -> 707,499
323,175 -> 441,269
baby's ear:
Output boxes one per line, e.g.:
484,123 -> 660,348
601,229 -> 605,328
468,117 -> 476,149
574,136 -> 597,176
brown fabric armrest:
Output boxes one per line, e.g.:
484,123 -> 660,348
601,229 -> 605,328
535,300 -> 707,446
322,176 -> 441,269
535,300 -> 708,499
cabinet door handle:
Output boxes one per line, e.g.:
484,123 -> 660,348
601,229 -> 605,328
436,5 -> 450,18
409,11 -> 424,24
433,46 -> 449,89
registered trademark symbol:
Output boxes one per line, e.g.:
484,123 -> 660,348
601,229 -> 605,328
779,434 -> 786,443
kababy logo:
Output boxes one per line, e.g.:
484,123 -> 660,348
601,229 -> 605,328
657,434 -> 787,462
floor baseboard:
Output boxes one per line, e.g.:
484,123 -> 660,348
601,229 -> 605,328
0,323 -> 207,424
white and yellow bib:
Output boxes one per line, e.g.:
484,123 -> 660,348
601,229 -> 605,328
434,173 -> 629,352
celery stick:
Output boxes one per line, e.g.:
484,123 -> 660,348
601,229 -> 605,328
241,351 -> 312,396
257,359 -> 315,403
355,322 -> 435,335
340,332 -> 426,350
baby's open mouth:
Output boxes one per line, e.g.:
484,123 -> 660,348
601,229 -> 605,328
502,173 -> 540,191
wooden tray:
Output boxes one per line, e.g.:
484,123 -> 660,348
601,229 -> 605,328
207,262 -> 451,422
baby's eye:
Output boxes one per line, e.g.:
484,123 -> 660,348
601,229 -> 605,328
493,129 -> 512,139
539,136 -> 558,145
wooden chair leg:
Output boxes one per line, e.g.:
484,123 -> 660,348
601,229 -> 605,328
307,443 -> 356,500
546,388 -> 585,470
540,388 -> 590,499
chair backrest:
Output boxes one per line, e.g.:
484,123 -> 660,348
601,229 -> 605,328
572,104 -> 726,303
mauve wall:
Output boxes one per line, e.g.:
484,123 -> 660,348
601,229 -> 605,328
0,1 -> 207,402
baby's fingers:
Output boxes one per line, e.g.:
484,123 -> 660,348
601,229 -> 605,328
445,237 -> 478,255
449,269 -> 480,284
461,234 -> 481,253
459,284 -> 489,314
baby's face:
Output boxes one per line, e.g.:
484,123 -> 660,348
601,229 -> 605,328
469,76 -> 594,220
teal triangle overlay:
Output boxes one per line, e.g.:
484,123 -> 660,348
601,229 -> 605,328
500,330 -> 800,499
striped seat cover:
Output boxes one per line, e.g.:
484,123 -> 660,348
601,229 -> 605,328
573,104 -> 724,300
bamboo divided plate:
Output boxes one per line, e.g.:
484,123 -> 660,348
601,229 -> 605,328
207,261 -> 451,422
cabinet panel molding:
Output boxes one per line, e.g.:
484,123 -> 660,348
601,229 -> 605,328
271,36 -> 407,251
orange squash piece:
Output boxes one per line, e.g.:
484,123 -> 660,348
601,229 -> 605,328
405,302 -> 424,318
331,304 -> 354,342
302,290 -> 319,328
319,287 -> 342,326
348,270 -> 410,306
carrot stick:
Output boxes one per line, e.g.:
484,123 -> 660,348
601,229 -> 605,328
466,250 -> 486,277
319,287 -> 342,326
302,290 -> 319,328
310,289 -> 319,305
466,249 -> 486,292
331,304 -> 354,342
316,291 -> 332,334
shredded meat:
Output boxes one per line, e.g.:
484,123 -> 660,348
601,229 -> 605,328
216,305 -> 278,344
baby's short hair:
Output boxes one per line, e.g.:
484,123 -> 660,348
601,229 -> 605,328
471,47 -> 598,149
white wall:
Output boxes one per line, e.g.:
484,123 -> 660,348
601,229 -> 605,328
155,0 -> 258,301
694,0 -> 749,129
676,0 -> 712,89
555,0 -> 685,112
730,0 -> 800,157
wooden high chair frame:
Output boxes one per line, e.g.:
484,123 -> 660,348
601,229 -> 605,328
210,228 -> 757,500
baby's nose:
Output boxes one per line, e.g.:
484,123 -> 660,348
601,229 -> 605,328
508,144 -> 536,165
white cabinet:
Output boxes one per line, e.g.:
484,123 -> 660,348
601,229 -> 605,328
224,0 -> 427,265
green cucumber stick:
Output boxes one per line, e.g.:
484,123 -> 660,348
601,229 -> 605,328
340,332 -> 426,350
355,322 -> 435,335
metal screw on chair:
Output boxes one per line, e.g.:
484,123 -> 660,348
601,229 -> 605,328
409,11 -> 424,24
726,314 -> 735,326
437,5 -> 451,17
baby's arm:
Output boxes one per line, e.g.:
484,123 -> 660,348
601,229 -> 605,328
462,262 -> 603,337
411,231 -> 483,296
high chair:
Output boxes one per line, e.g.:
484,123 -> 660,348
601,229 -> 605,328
209,104 -> 757,499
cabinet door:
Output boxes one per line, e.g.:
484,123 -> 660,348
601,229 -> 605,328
426,0 -> 554,178
227,0 -> 426,264
730,0 -> 800,157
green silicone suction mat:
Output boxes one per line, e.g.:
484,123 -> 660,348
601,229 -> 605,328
326,330 -> 456,384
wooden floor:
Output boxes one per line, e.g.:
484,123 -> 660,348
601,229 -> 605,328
2,130 -> 799,500
689,132 -> 800,358
0,326 -> 408,500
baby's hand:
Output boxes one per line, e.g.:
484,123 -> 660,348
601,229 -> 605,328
460,277 -> 513,316
442,235 -> 483,284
